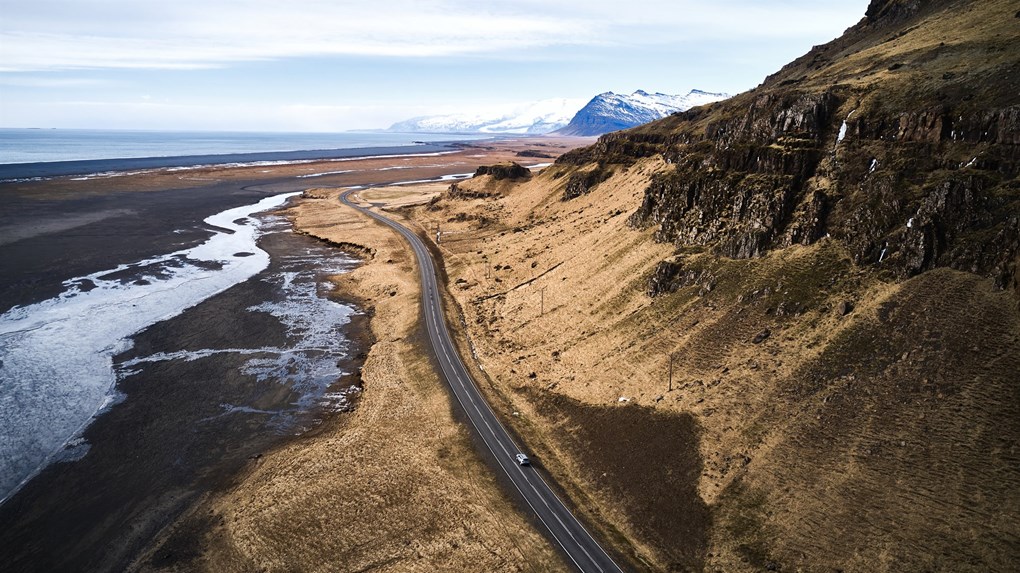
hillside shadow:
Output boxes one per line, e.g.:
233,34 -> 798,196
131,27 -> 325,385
533,392 -> 709,572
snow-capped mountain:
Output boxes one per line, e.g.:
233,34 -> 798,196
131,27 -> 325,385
554,89 -> 730,136
386,90 -> 729,136
388,98 -> 585,135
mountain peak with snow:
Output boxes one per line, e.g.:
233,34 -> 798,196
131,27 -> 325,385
387,98 -> 585,135
386,89 -> 730,136
554,89 -> 730,137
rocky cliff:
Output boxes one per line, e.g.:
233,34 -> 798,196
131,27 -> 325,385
411,1 -> 1020,571
558,0 -> 1020,296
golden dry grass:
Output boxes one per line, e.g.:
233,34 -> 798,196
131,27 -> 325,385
359,183 -> 446,208
131,187 -> 568,573
396,156 -> 1020,571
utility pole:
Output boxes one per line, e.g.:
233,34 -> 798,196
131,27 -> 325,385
540,286 -> 546,316
668,352 -> 674,392
435,222 -> 441,244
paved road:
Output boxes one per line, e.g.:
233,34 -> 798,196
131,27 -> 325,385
340,189 -> 625,573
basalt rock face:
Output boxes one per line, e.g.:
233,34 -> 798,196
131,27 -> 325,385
473,162 -> 531,181
559,0 -> 1020,295
562,167 -> 613,200
647,258 -> 717,298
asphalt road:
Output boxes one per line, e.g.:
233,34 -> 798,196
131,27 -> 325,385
340,189 -> 625,573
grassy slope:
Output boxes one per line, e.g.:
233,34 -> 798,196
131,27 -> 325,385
405,2 -> 1020,570
419,148 -> 1020,573
132,188 -> 567,573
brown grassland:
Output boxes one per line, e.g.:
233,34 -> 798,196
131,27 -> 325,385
129,1 -> 1020,570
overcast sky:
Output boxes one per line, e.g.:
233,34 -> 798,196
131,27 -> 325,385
0,0 -> 870,132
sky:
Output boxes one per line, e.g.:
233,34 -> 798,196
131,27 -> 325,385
0,0 -> 871,132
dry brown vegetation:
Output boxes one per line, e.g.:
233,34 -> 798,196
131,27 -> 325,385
397,142 -> 1020,571
117,2 -> 1019,569
131,186 -> 568,573
392,7 -> 1020,563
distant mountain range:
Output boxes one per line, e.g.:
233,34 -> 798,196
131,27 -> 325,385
553,89 -> 730,136
387,89 -> 730,136
387,99 -> 583,135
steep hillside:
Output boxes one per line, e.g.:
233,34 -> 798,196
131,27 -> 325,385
559,0 -> 1020,292
555,90 -> 729,137
406,1 -> 1020,571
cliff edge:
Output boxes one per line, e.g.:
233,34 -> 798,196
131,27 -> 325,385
409,1 -> 1020,570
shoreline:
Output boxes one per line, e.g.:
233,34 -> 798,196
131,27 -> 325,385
0,209 -> 374,571
0,140 -> 478,181
0,136 -> 588,316
0,136 -> 591,571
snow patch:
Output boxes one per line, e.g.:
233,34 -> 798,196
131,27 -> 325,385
836,110 -> 856,146
297,169 -> 354,179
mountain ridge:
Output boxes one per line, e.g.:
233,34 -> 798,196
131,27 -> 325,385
387,98 -> 583,135
405,0 -> 1020,570
387,89 -> 729,136
554,89 -> 730,137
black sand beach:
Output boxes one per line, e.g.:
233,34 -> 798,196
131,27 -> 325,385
0,173 -> 326,315
0,169 -> 372,571
0,137 -> 570,571
0,142 -> 459,181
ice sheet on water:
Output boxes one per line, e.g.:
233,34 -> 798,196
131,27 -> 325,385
116,221 -> 360,426
242,238 -> 358,409
0,192 -> 300,504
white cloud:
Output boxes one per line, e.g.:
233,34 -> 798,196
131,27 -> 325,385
0,0 -> 868,71
0,1 -> 596,71
0,75 -> 115,88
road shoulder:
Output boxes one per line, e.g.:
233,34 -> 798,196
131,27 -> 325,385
133,187 -> 567,573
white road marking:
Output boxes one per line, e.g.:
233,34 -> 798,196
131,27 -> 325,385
339,190 -> 619,573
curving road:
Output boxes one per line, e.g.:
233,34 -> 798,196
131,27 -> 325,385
339,189 -> 625,573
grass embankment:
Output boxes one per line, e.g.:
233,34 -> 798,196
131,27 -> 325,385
133,186 -> 566,573
395,160 -> 1020,572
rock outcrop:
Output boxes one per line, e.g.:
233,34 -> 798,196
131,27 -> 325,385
557,0 -> 1020,295
472,162 -> 531,181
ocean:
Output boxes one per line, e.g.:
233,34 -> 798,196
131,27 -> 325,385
0,125 -> 478,567
0,128 -> 488,164
0,128 -> 492,179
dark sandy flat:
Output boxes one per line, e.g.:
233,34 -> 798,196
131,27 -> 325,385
0,174 -> 369,572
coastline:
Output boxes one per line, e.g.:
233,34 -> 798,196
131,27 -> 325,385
0,141 -> 468,181
0,136 -> 591,571
131,185 -> 568,572
0,136 -> 585,314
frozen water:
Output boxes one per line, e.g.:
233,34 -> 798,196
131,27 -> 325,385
836,110 -> 856,146
0,192 -> 299,504
117,216 -> 360,431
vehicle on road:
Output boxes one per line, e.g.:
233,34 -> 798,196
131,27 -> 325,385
339,189 -> 624,573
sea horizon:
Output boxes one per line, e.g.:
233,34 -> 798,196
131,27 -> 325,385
0,128 -> 500,180
0,127 -> 495,166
